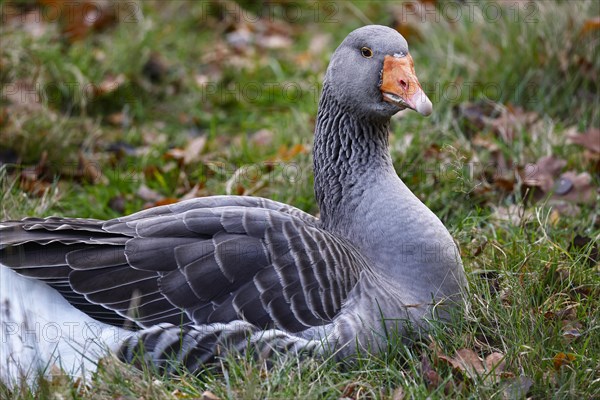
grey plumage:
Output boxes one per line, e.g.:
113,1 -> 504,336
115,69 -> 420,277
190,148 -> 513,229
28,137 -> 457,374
0,25 -> 467,377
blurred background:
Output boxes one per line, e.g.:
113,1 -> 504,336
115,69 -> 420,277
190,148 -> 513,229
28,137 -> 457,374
0,0 -> 597,223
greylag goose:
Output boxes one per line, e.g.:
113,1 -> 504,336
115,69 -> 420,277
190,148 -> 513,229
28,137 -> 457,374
0,25 -> 467,384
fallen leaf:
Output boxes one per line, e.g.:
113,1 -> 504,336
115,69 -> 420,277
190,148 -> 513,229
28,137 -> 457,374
567,127 -> 600,153
250,129 -> 274,147
341,382 -> 357,399
183,136 -> 207,165
452,348 -> 486,378
579,17 -> 600,36
521,155 -> 566,192
484,352 -> 507,384
440,349 -> 507,384
548,201 -> 581,217
488,105 -> 538,143
94,74 -> 127,97
391,386 -> 405,400
137,184 -> 163,202
260,34 -> 292,49
201,390 -> 220,400
166,135 -> 207,166
106,112 -> 130,127
552,352 -> 576,370
440,349 -> 485,379
40,0 -> 118,41
421,353 -> 441,389
20,169 -> 51,197
274,143 -> 309,162
494,176 -> 515,192
18,151 -> 51,196
456,101 -> 501,137
552,171 -> 596,204
77,152 -> 106,184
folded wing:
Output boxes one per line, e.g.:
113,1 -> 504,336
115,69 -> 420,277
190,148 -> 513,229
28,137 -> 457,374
0,196 -> 368,333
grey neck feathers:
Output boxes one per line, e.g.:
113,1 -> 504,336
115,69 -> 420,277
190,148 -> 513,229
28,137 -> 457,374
313,84 -> 395,228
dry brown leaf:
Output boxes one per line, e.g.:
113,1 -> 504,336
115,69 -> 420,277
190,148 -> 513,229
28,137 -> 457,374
166,136 -> 207,165
39,0 -> 118,41
580,17 -> 600,36
77,152 -> 106,184
472,135 -> 500,152
484,352 -> 506,371
488,105 -> 538,143
274,143 -> 309,162
548,201 -> 581,217
552,171 -> 596,204
494,176 -> 515,192
428,337 -> 444,362
457,101 -> 500,136
20,170 -> 51,197
183,136 -> 207,165
440,349 -> 506,384
453,348 -> 486,378
95,74 -> 127,97
106,112 -> 127,126
137,184 -> 163,202
250,129 -> 274,147
421,353 -> 442,389
260,34 -> 292,49
567,127 -> 600,153
391,386 -> 405,400
552,352 -> 576,370
200,390 -> 220,400
521,155 -> 566,192
18,151 -> 51,196
484,352 -> 507,384
340,382 -> 357,399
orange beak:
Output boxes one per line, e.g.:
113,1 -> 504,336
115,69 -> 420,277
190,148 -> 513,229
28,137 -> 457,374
380,54 -> 432,116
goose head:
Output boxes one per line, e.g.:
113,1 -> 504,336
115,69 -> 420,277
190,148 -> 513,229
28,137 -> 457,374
324,25 -> 433,121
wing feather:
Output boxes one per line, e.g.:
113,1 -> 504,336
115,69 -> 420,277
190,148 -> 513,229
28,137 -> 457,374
1,196 -> 367,335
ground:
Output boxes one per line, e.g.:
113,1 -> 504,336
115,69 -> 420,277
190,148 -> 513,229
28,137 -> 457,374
0,1 -> 598,399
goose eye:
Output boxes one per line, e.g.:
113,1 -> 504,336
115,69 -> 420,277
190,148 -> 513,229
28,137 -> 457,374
360,47 -> 373,58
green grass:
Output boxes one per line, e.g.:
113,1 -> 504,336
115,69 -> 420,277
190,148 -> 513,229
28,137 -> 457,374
1,0 -> 598,398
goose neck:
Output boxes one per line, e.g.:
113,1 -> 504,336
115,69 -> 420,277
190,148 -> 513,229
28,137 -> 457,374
313,85 -> 396,227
